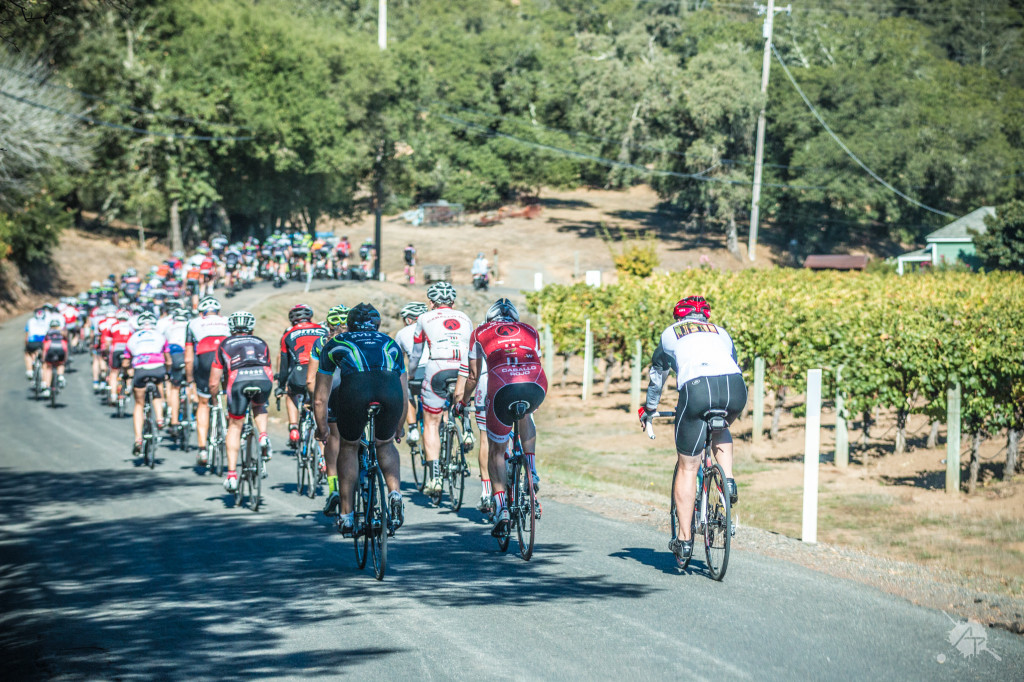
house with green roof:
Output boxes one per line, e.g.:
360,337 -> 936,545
895,206 -> 995,275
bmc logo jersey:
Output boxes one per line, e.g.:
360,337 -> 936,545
280,322 -> 327,366
465,321 -> 542,371
413,308 -> 472,362
186,315 -> 230,355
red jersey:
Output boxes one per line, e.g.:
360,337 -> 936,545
106,320 -> 134,349
199,257 -> 215,274
280,322 -> 328,366
464,321 -> 543,373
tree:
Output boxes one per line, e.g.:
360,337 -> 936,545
972,200 -> 1024,272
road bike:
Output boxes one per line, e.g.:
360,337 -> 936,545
46,360 -> 63,409
495,401 -> 538,560
348,402 -> 391,580
207,394 -> 227,476
138,376 -> 163,469
646,409 -> 733,581
175,381 -> 196,453
427,378 -> 473,510
234,386 -> 267,511
407,396 -> 426,492
31,354 -> 43,401
290,392 -> 321,498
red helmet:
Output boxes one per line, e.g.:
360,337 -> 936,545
288,303 -> 314,324
673,296 -> 710,320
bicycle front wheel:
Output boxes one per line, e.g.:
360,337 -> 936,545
446,419 -> 466,511
410,441 -> 423,490
146,406 -> 157,469
370,466 -> 389,580
512,458 -> 536,561
250,429 -> 262,512
180,394 -> 193,452
305,440 -> 319,499
353,479 -> 368,569
703,463 -> 731,581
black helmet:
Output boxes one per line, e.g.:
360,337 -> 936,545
347,303 -> 381,332
486,297 -> 519,323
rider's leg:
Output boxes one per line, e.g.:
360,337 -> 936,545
225,417 -> 243,472
167,382 -> 180,426
673,452 -> 701,542
712,430 -> 734,480
24,350 -> 34,374
377,438 -> 401,494
487,435 -> 509,506
423,409 -> 441,463
337,437 -> 360,515
286,392 -> 299,435
196,395 -> 210,448
132,386 -> 146,442
152,383 -> 165,427
41,361 -> 52,386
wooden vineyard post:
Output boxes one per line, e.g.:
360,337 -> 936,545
835,364 -> 849,468
542,326 -> 554,381
946,376 -> 961,494
582,319 -> 593,401
752,357 -> 765,443
630,339 -> 642,414
802,369 -> 822,544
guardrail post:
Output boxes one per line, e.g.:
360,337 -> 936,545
582,319 -> 593,401
542,326 -> 554,380
629,339 -> 642,414
835,364 -> 849,468
946,376 -> 961,494
752,357 -> 765,443
802,368 -> 822,544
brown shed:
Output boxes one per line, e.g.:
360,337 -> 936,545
802,254 -> 870,271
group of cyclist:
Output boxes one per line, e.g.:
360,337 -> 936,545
23,228 -> 748,565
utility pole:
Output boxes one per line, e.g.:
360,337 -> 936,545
748,1 -> 790,262
378,0 -> 387,50
375,1 -> 386,279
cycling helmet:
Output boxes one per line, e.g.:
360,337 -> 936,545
673,295 -> 711,320
347,303 -> 381,331
115,309 -> 131,321
485,298 -> 519,323
125,267 -> 137,277
399,302 -> 429,321
325,305 -> 349,327
90,280 -> 101,289
426,281 -> 457,305
173,309 -> 191,322
228,310 -> 256,334
137,312 -> 157,328
49,319 -> 62,328
288,303 -> 314,324
197,296 -> 221,313
77,292 -> 89,302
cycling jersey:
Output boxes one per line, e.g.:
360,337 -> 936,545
319,331 -> 405,441
186,315 -> 229,355
318,331 -> 405,378
62,307 -> 81,330
463,321 -> 547,443
394,323 -> 429,369
42,329 -> 68,363
279,321 -> 327,390
213,335 -> 272,373
25,317 -> 49,343
410,307 -> 471,412
125,329 -> 169,370
105,320 -> 133,351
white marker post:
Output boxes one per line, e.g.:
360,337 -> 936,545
582,319 -> 593,401
534,272 -> 544,290
802,369 -> 822,544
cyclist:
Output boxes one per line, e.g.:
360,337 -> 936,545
185,296 -> 230,466
223,244 -> 242,291
394,302 -> 429,445
276,304 -> 327,447
313,303 -> 407,536
103,309 -> 134,406
638,295 -> 746,563
124,312 -> 172,454
162,308 -> 191,441
408,282 -> 472,494
60,298 -> 83,350
403,243 -> 416,284
24,307 -> 49,380
91,303 -> 116,393
208,311 -> 274,492
334,235 -> 352,278
471,252 -> 489,290
308,305 -> 348,515
455,298 -> 547,537
39,319 -> 69,398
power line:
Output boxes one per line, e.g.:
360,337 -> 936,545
770,45 -> 955,218
0,64 -> 253,131
431,109 -> 831,190
0,89 -> 255,142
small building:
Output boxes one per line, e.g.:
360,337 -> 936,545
896,206 -> 995,275
803,254 -> 870,271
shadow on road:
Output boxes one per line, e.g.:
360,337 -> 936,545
610,547 -> 710,578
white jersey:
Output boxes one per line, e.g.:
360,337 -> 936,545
651,318 -> 740,387
395,323 -> 429,369
126,329 -> 168,369
186,314 -> 230,354
162,320 -> 189,353
25,316 -> 50,341
412,307 -> 472,364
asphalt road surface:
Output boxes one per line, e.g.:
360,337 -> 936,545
2,281 -> 1022,680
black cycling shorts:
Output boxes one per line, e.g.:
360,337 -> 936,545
673,373 -> 747,457
133,367 -> 166,390
407,365 -> 426,398
44,348 -> 67,365
194,351 -> 216,397
331,370 -> 404,442
226,367 -> 273,420
25,341 -> 43,354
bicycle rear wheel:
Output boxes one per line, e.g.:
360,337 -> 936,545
49,374 -> 58,408
180,393 -> 193,452
703,463 -> 731,581
410,442 -> 423,490
512,458 -> 536,560
145,404 -> 157,469
296,439 -> 308,495
370,466 -> 389,580
250,427 -> 262,512
304,439 -> 319,499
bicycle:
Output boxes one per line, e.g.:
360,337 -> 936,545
407,396 -> 426,492
46,360 -> 62,409
31,354 -> 43,401
286,392 -> 320,499
347,402 -> 391,580
234,386 -> 266,511
495,401 -> 538,560
646,409 -> 733,581
175,381 -> 196,452
426,378 -> 473,510
114,368 -> 129,418
138,376 -> 163,469
207,394 -> 227,476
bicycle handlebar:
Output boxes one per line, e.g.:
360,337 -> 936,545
644,410 -> 675,440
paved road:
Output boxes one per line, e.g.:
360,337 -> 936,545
2,281 -> 1022,680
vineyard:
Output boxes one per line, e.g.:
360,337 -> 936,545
527,269 -> 1024,489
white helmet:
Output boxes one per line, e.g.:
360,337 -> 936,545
197,296 -> 221,313
136,312 -> 158,328
426,281 -> 456,305
228,310 -> 255,334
